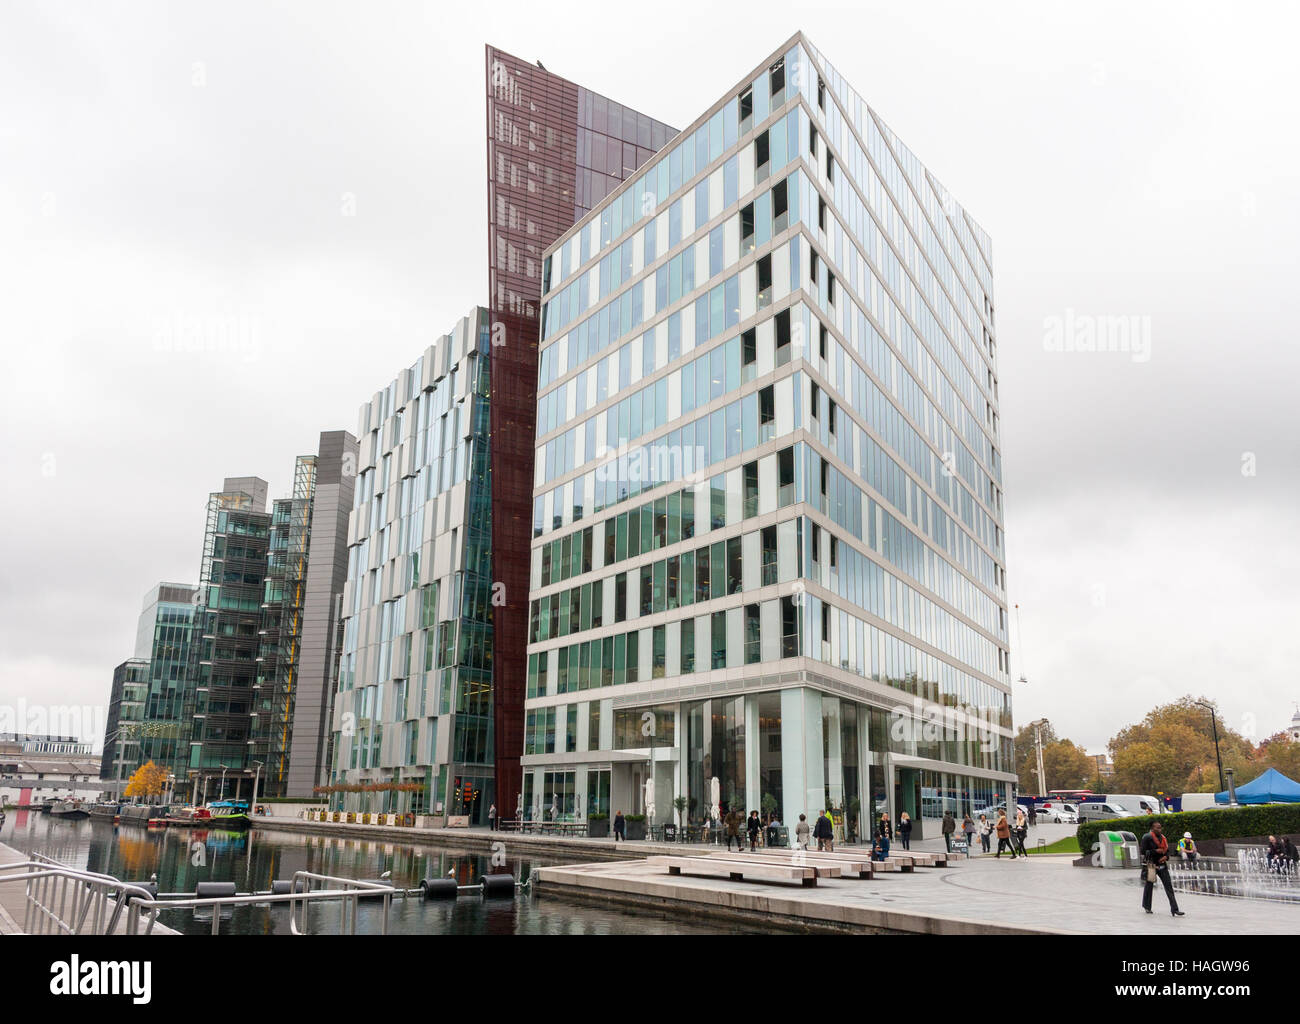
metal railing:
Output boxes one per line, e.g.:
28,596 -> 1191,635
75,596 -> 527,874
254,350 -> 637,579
0,854 -> 157,935
130,872 -> 395,936
0,855 -> 395,935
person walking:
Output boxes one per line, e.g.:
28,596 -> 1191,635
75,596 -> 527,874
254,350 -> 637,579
1139,819 -> 1185,917
613,810 -> 626,842
724,808 -> 742,852
995,811 -> 1012,858
795,813 -> 811,851
747,810 -> 762,852
1011,808 -> 1029,858
488,803 -> 497,831
1177,832 -> 1198,863
813,809 -> 834,852
941,810 -> 956,853
898,811 -> 913,851
1028,804 -> 1037,828
876,812 -> 893,860
962,813 -> 976,853
978,814 -> 992,854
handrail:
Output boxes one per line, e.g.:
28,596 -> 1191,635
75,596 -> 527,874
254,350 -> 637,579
0,858 -> 158,935
1,857 -> 396,935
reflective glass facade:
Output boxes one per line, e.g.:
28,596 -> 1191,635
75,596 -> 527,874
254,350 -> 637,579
330,310 -> 496,823
524,33 -> 1014,840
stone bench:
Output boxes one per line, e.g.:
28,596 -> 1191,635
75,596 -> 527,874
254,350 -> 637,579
706,852 -> 845,879
646,855 -> 819,887
752,850 -> 874,879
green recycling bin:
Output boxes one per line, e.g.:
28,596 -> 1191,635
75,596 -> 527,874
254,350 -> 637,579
1098,830 -> 1126,868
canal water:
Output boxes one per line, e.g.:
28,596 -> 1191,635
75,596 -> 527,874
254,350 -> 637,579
1,810 -> 733,935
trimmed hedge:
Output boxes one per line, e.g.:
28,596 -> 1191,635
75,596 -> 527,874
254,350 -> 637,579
1077,803 -> 1300,852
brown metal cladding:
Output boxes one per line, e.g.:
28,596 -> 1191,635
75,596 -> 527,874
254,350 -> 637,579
485,45 -> 674,818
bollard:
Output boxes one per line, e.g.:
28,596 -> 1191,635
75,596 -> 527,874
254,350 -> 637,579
478,873 -> 515,898
419,878 -> 459,900
195,881 -> 237,899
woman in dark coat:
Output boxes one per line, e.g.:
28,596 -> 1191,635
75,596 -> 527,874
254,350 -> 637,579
898,811 -> 913,850
747,810 -> 762,851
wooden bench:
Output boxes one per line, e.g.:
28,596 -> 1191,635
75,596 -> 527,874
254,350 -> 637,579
752,850 -> 873,879
647,855 -> 819,887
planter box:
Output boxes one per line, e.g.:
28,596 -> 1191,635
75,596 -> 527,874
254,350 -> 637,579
625,819 -> 646,841
588,818 -> 609,838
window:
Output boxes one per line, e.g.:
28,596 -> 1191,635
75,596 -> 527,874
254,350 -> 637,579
772,179 -> 789,234
817,77 -> 825,110
759,385 -> 775,443
818,195 -> 827,232
712,611 -> 727,669
740,202 -> 755,253
757,254 -> 772,309
681,617 -> 695,674
761,525 -> 777,586
615,572 -> 627,623
743,461 -> 759,518
652,625 -> 666,679
778,447 -> 795,506
745,604 -> 761,664
727,536 -> 743,595
695,545 -> 711,603
739,87 -> 753,133
781,595 -> 799,658
710,474 -> 727,530
769,58 -> 785,98
775,308 -> 791,366
826,150 -> 835,184
755,130 -> 769,174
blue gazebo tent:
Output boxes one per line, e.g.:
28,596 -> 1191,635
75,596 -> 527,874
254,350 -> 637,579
1214,767 -> 1300,804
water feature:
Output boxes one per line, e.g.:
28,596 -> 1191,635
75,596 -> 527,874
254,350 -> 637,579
1169,850 -> 1300,903
1,810 -> 739,935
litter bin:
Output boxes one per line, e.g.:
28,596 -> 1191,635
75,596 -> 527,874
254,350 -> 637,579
1118,831 -> 1139,868
1097,830 -> 1126,868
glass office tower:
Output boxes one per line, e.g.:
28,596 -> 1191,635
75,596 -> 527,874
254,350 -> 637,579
485,45 -> 675,819
100,584 -> 198,786
329,310 -> 495,823
525,33 -> 1013,841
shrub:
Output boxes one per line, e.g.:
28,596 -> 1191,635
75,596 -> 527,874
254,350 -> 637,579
589,812 -> 608,821
626,814 -> 646,822
1077,803 -> 1300,852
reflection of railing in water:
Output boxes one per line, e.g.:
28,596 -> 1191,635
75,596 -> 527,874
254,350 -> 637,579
1168,851 -> 1300,903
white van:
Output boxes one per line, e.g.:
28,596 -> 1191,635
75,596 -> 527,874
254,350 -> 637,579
1108,794 -> 1163,815
1078,801 -> 1134,822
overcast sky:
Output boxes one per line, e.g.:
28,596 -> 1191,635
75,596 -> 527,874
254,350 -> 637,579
2,1 -> 1297,754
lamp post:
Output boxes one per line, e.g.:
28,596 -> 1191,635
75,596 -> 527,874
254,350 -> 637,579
249,761 -> 263,813
1028,718 -> 1049,797
1194,700 -> 1225,792
219,764 -> 229,802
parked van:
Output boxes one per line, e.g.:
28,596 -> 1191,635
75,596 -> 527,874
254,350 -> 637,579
1179,792 -> 1221,812
1107,794 -> 1163,815
1078,801 -> 1135,822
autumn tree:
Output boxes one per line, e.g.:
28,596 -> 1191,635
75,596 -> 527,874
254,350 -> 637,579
1108,696 -> 1259,797
1013,721 -> 1092,792
125,760 -> 168,800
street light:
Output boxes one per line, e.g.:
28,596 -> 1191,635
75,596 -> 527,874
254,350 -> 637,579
249,761 -> 263,813
219,764 -> 229,802
1194,701 -> 1225,792
1027,718 -> 1049,797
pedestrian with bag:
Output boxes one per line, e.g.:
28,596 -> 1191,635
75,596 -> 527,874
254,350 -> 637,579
795,813 -> 811,850
978,813 -> 992,854
962,813 -> 976,852
995,811 -> 1012,858
747,809 -> 762,851
1139,819 -> 1185,917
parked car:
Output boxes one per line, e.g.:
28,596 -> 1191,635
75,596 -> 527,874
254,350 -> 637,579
1036,801 -> 1078,823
